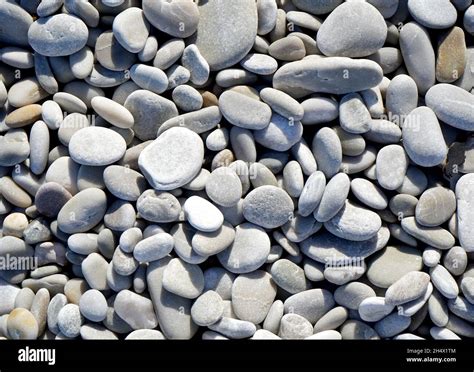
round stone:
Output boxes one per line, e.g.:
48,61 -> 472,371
279,313 -> 313,339
28,14 -> 88,57
133,233 -> 174,263
206,167 -> 242,207
436,27 -> 466,83
314,173 -> 350,222
370,243 -> 422,286
57,188 -> 108,234
284,289 -> 335,324
91,96 -> 134,129
254,113 -> 303,152
324,201 -> 382,241
104,165 -> 147,202
402,107 -> 447,167
317,2 -> 387,58
193,0 -> 257,71
124,90 -> 178,141
270,259 -> 309,294
312,127 -> 342,178
191,290 -> 224,326
243,185 -> 294,229
298,171 -> 327,217
183,196 -> 224,232
268,36 -> 306,61
79,289 -> 107,322
376,145 -> 409,190
426,84 -> 474,131
137,190 -> 181,223
408,0 -> 457,29
232,271 -> 277,324
7,308 -> 38,340
192,222 -> 236,257
69,127 -> 126,166
113,7 -> 150,53
95,30 -> 136,71
385,271 -> 431,306
0,2 -> 33,47
350,178 -> 388,210
219,90 -> 272,130
172,85 -> 203,112
138,127 -> 204,191
0,129 -> 30,167
114,290 -> 158,330
416,187 -> 456,227
358,297 -> 394,323
142,0 -> 199,38
260,88 -> 304,121
334,282 -> 376,310
456,174 -> 474,252
162,258 -> 205,299
399,22 -> 436,95
125,329 -> 165,340
217,223 -> 271,274
57,304 -> 83,338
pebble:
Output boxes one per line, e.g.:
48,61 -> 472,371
279,313 -> 313,339
367,246 -> 423,288
314,173 -> 350,222
191,290 -> 224,327
317,2 -> 387,58
0,1 -> 33,47
243,185 -> 294,229
57,188 -> 107,234
268,36 -> 306,61
142,0 -> 199,38
231,271 -> 276,324
125,329 -> 165,340
217,223 -> 270,274
401,217 -> 455,250
351,178 -> 388,210
298,172 -> 326,217
7,308 -> 39,340
334,282 -> 376,310
324,200 -> 382,242
359,297 -> 394,322
194,0 -> 257,71
57,304 -> 83,338
408,0 -> 457,29
81,253 -> 109,291
91,96 -> 134,129
273,57 -> 383,97
260,88 -> 304,121
301,97 -> 338,125
312,127 -> 342,178
385,271 -> 431,306
270,259 -> 309,294
133,233 -> 174,263
29,121 -> 49,175
430,265 -> 459,299
28,14 -> 88,57
240,53 -> 278,75
139,127 -> 204,190
436,27 -> 467,83
130,64 -> 167,94
284,289 -> 335,325
456,174 -> 474,252
385,78 -> 419,120
219,90 -> 272,130
402,107 -> 447,167
416,187 -> 456,227
208,317 -> 256,339
375,313 -> 411,338
79,289 -> 107,322
399,22 -> 436,95
69,127 -> 126,166
114,290 -> 158,330
183,196 -> 224,233
172,85 -> 203,112
182,45 -> 210,86
112,7 -> 150,53
0,129 -> 31,167
376,145 -> 409,190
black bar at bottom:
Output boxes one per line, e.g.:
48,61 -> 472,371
0,340 -> 472,371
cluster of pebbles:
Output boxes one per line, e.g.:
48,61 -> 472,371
0,0 -> 473,341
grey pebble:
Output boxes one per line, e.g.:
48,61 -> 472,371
314,173 -> 350,222
114,289 -> 158,330
376,145 -> 408,190
279,313 -> 313,339
191,290 -> 224,326
133,233 -> 174,263
385,271 -> 431,306
334,282 -> 376,310
208,317 -> 256,339
270,259 -> 310,294
57,304 -> 83,338
28,14 -> 88,57
312,127 -> 342,179
430,264 -> 459,299
78,289 -> 107,322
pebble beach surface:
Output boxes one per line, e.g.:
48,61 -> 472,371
0,0 -> 473,341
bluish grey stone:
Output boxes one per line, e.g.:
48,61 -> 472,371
317,2 -> 387,58
28,14 -> 88,57
408,0 -> 457,29
425,84 -> 474,131
193,0 -> 258,71
273,57 -> 383,97
312,127 -> 342,178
